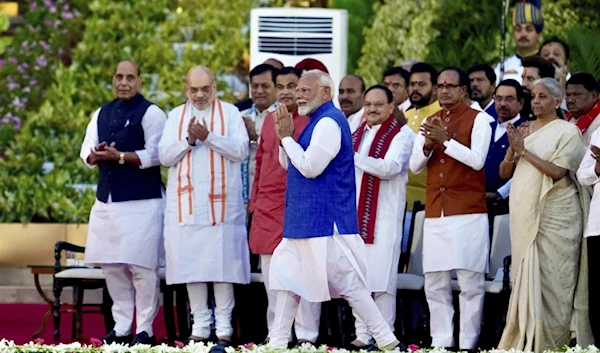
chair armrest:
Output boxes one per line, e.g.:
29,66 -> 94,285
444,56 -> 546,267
502,255 -> 511,293
54,241 -> 86,274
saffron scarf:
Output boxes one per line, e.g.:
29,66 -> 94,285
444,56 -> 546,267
566,101 -> 600,134
176,99 -> 227,226
352,115 -> 401,244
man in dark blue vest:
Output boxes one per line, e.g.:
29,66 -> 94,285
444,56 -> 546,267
267,69 -> 406,351
80,60 -> 167,346
484,79 -> 526,211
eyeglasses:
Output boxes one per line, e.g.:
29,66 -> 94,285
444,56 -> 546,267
434,84 -> 461,91
495,96 -> 518,103
364,102 -> 387,109
296,86 -> 326,95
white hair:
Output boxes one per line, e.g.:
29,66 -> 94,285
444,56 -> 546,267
400,59 -> 418,67
532,77 -> 564,100
303,69 -> 335,100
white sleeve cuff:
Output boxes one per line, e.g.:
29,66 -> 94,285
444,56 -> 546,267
135,150 -> 152,169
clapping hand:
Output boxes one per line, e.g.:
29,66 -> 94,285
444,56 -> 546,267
90,141 -> 119,162
421,117 -> 448,146
274,104 -> 294,141
506,123 -> 525,155
188,117 -> 210,144
243,116 -> 259,141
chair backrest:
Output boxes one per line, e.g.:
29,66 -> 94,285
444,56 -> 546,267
406,202 -> 426,276
54,241 -> 85,274
489,213 -> 511,278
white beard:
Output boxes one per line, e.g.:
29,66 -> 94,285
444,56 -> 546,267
298,99 -> 321,116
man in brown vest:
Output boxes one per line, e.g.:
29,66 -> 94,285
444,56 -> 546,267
409,67 -> 492,351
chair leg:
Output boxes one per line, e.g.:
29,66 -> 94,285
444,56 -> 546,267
71,287 -> 78,339
175,285 -> 190,340
53,281 -> 63,342
101,286 -> 115,334
162,282 -> 176,343
75,287 -> 84,340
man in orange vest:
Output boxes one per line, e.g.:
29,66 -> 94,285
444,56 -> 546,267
409,67 -> 492,352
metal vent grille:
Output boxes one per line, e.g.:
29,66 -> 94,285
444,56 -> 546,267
258,16 -> 333,34
258,36 -> 332,55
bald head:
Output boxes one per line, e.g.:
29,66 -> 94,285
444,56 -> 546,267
186,66 -> 215,84
186,65 -> 217,110
112,60 -> 142,101
114,60 -> 140,76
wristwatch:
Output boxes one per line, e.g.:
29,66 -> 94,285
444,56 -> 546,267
118,152 -> 125,165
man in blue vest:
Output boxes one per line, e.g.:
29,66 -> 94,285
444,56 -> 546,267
80,60 -> 167,345
484,79 -> 526,211
267,69 -> 405,351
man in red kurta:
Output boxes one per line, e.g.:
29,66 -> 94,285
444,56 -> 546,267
248,67 -> 321,345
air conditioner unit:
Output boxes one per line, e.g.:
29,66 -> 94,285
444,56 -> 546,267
250,8 -> 348,100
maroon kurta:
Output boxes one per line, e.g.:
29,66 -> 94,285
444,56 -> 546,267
249,110 -> 310,254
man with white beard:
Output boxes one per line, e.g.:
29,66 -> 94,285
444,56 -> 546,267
268,69 -> 406,351
159,66 -> 250,351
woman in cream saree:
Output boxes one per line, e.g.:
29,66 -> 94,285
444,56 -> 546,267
498,78 -> 592,352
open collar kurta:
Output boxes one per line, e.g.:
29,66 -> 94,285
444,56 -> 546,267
158,101 -> 251,285
248,110 -> 309,254
240,102 -> 278,204
354,123 -> 413,294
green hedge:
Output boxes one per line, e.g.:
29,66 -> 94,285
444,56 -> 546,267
357,0 -> 600,82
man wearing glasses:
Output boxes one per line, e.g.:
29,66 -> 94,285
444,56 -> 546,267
484,79 -> 526,209
409,67 -> 492,352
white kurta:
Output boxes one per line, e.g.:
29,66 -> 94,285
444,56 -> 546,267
240,103 -> 278,198
159,102 -> 251,285
409,111 -> 492,274
399,99 -> 411,112
81,105 -> 167,270
347,107 -> 365,134
577,127 -> 600,238
494,54 -> 524,84
354,123 -> 413,294
269,117 -> 370,302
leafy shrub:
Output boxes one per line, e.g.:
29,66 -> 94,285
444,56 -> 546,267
0,0 -> 254,223
0,0 -> 88,148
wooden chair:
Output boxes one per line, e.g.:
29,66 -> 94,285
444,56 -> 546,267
52,241 -> 113,341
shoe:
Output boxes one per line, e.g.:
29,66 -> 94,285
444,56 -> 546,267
295,340 -> 317,348
346,342 -> 374,351
216,338 -> 232,346
368,341 -> 406,351
102,330 -> 132,345
209,344 -> 227,353
130,331 -> 157,345
188,336 -> 209,344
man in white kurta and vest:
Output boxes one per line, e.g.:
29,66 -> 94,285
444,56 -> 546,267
347,85 -> 413,350
240,64 -> 278,206
80,60 -> 166,345
409,67 -> 492,351
268,69 -> 406,351
159,66 -> 251,350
